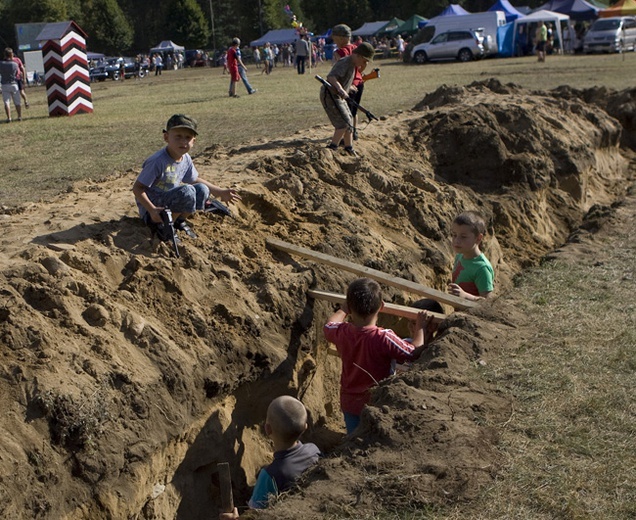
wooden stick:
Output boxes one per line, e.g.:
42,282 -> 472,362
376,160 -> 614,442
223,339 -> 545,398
267,238 -> 476,310
217,462 -> 234,514
308,290 -> 446,323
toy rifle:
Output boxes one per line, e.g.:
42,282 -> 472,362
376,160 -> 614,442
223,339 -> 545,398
362,68 -> 380,82
160,208 -> 180,258
315,75 -> 378,122
204,199 -> 233,218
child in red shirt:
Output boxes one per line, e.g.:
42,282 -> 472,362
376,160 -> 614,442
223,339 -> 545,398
323,278 -> 434,434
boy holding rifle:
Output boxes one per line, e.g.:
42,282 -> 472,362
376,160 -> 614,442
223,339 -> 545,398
319,42 -> 375,157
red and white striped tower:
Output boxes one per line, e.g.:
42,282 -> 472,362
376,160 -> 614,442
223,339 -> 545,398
37,21 -> 93,117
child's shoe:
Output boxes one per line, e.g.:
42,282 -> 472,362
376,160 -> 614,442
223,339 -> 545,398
344,146 -> 358,157
173,217 -> 197,238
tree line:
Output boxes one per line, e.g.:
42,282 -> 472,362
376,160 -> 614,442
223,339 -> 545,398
0,0 -> 541,55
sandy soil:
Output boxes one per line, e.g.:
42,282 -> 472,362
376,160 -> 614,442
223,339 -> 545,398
0,80 -> 634,519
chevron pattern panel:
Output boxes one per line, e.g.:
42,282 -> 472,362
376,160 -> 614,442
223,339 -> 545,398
42,30 -> 93,116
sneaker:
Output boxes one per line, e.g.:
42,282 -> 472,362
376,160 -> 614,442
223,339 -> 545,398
249,89 -> 258,94
229,94 -> 240,98
5,119 -> 11,123
204,199 -> 232,217
174,217 -> 197,239
353,129 -> 359,141
25,101 -> 29,109
344,146 -> 358,157
326,142 -> 338,150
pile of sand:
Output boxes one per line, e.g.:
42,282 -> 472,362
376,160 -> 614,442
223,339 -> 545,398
0,80 -> 633,519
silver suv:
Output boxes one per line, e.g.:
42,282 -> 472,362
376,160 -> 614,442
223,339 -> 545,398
583,16 -> 636,53
411,30 -> 485,63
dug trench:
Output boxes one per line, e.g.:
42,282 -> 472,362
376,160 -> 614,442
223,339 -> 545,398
0,80 -> 634,519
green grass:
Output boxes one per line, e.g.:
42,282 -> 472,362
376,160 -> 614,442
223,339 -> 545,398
2,52 -> 635,205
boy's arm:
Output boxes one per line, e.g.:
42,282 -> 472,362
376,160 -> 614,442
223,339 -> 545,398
447,283 -> 487,302
132,181 -> 164,223
248,468 -> 278,509
327,75 -> 348,99
193,178 -> 242,204
408,311 -> 435,359
326,304 -> 348,325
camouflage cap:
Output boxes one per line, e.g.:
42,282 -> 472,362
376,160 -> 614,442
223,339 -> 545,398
332,24 -> 352,38
353,42 -> 375,61
166,114 -> 198,135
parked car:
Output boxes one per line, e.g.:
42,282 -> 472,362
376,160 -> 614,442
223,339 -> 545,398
90,57 -> 148,81
411,30 -> 485,64
583,16 -> 636,54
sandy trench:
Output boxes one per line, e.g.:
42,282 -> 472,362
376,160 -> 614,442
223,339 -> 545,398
0,80 -> 635,519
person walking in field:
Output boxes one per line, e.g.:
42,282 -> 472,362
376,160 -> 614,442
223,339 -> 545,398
1,47 -> 23,122
10,48 -> 29,108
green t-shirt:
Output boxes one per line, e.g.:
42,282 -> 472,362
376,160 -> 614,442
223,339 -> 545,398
452,253 -> 494,296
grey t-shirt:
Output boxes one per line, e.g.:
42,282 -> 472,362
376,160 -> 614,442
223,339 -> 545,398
327,55 -> 356,92
0,60 -> 18,85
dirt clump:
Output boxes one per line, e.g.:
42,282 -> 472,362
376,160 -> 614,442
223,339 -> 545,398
0,80 -> 633,519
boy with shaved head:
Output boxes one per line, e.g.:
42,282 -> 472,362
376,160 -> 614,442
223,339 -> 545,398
220,396 -> 320,518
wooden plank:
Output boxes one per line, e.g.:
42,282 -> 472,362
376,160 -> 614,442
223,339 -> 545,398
217,462 -> 234,514
267,238 -> 476,310
308,290 -> 446,323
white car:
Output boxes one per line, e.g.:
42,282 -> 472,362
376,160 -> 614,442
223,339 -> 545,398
411,30 -> 485,63
583,16 -> 636,53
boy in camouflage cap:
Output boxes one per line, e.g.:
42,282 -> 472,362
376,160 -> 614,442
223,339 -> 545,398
320,42 -> 374,157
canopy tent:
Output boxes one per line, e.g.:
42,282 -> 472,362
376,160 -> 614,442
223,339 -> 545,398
513,9 -> 569,53
150,40 -> 185,54
489,0 -> 525,21
376,17 -> 405,37
437,4 -> 471,16
86,52 -> 105,61
250,29 -> 299,47
392,15 -> 428,36
599,0 -> 636,16
537,0 -> 600,20
497,21 -> 516,56
352,21 -> 390,37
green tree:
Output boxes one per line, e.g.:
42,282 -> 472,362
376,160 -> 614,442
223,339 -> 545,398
83,0 -> 133,53
164,0 -> 210,48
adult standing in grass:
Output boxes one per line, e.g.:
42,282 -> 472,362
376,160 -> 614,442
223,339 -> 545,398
536,21 -> 548,62
1,47 -> 22,122
295,34 -> 310,74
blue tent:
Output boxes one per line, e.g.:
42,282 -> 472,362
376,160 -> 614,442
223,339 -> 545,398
537,0 -> 600,20
489,0 -> 525,21
437,4 -> 471,16
497,22 -> 516,56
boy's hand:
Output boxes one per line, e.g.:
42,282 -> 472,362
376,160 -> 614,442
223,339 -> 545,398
219,188 -> 242,204
448,283 -> 483,302
148,207 -> 165,223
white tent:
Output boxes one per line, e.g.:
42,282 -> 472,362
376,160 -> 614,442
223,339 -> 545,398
513,10 -> 570,54
150,40 -> 185,54
352,21 -> 389,37
250,29 -> 299,47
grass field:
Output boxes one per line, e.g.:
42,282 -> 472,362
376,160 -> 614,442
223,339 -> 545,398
1,52 -> 635,206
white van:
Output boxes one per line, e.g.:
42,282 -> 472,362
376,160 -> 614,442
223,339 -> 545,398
411,11 -> 507,56
583,16 -> 636,53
